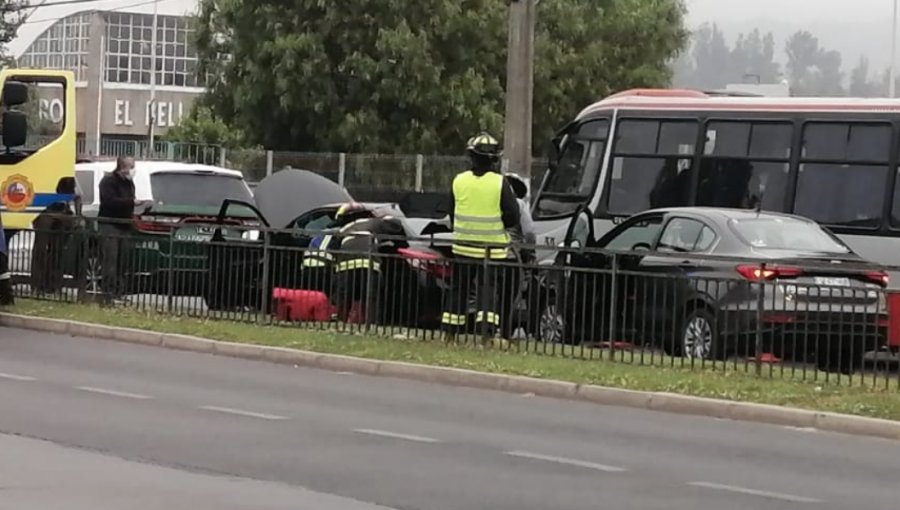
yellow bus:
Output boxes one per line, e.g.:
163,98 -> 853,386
0,68 -> 77,239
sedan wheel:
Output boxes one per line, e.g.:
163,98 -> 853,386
85,257 -> 102,295
681,310 -> 716,360
538,304 -> 565,344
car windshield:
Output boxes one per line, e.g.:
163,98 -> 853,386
150,172 -> 253,207
729,217 -> 851,253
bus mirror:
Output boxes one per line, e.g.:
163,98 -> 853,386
545,141 -> 560,168
2,111 -> 28,149
1,81 -> 29,107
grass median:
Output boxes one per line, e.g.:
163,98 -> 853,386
6,298 -> 900,422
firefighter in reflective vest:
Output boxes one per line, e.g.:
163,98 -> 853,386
300,203 -> 372,291
441,133 -> 519,337
332,208 -> 408,324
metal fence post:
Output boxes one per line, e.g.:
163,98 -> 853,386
166,227 -> 176,313
755,262 -> 766,376
608,253 -> 619,360
260,232 -> 271,321
364,239 -> 375,333
415,154 -> 424,192
338,152 -> 347,187
266,150 -> 274,177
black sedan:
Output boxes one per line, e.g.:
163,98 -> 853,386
540,207 -> 888,373
204,169 -> 451,328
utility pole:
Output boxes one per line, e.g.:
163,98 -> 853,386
502,0 -> 537,180
892,0 -> 898,97
148,0 -> 160,153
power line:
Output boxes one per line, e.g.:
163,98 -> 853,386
23,0 -> 164,24
14,0 -> 126,11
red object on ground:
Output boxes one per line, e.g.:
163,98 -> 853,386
888,292 -> 900,348
272,288 -> 334,322
748,353 -> 782,364
346,301 -> 365,324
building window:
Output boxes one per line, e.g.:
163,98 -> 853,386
104,12 -> 202,88
18,13 -> 91,81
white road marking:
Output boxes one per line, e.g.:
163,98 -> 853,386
504,451 -> 627,473
0,372 -> 37,382
336,371 -> 355,376
688,481 -> 822,504
353,428 -> 441,444
75,386 -> 153,400
199,405 -> 288,421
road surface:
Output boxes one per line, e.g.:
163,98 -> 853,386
1,327 -> 899,510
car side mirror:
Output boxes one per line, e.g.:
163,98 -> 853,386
632,242 -> 652,252
1,111 -> 27,149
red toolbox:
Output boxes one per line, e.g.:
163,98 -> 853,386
272,288 -> 334,323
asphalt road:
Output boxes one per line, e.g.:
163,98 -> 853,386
1,327 -> 899,510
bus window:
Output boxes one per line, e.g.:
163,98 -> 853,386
0,81 -> 65,155
535,119 -> 608,219
795,122 -> 891,228
697,121 -> 791,212
607,119 -> 697,215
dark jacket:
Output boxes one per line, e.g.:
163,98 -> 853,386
448,169 -> 520,229
98,172 -> 136,227
335,217 -> 409,266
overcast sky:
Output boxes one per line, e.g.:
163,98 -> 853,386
9,0 -> 897,70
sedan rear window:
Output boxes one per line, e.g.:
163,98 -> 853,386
729,217 -> 850,253
150,173 -> 253,207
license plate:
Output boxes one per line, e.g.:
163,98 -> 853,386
814,277 -> 851,287
175,234 -> 211,243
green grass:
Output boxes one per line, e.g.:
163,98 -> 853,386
6,298 -> 900,422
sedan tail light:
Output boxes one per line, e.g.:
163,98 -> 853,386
398,248 -> 452,280
134,215 -> 180,233
864,270 -> 889,288
736,264 -> 803,282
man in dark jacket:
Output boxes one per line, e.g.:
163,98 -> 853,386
98,157 -> 148,300
331,207 -> 408,325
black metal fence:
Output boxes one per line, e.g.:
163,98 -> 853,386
7,219 -> 900,389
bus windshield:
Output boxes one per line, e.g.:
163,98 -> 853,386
534,119 -> 608,219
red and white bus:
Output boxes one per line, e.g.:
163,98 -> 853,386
532,89 -> 900,347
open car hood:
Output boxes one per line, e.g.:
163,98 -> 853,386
254,169 -> 352,229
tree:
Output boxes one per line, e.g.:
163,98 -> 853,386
849,57 -> 877,97
732,29 -> 780,83
0,1 -> 27,64
690,23 -> 732,89
193,0 -> 687,154
164,103 -> 248,148
785,30 -> 845,96
785,30 -> 821,95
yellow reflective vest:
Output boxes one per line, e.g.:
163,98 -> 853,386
452,170 -> 509,259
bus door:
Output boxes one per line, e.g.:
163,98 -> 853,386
0,69 -> 77,237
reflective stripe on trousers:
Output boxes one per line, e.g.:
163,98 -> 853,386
335,258 -> 380,273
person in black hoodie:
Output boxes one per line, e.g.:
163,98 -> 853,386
30,177 -> 79,294
98,157 -> 149,300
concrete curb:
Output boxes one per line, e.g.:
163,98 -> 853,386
3,312 -> 899,442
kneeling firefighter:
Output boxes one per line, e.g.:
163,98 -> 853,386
331,206 -> 408,324
300,203 -> 373,293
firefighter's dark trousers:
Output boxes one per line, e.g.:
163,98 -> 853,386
441,256 -> 501,336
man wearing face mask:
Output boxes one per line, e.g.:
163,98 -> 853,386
98,157 -> 148,301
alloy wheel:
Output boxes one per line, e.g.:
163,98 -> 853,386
682,315 -> 713,359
